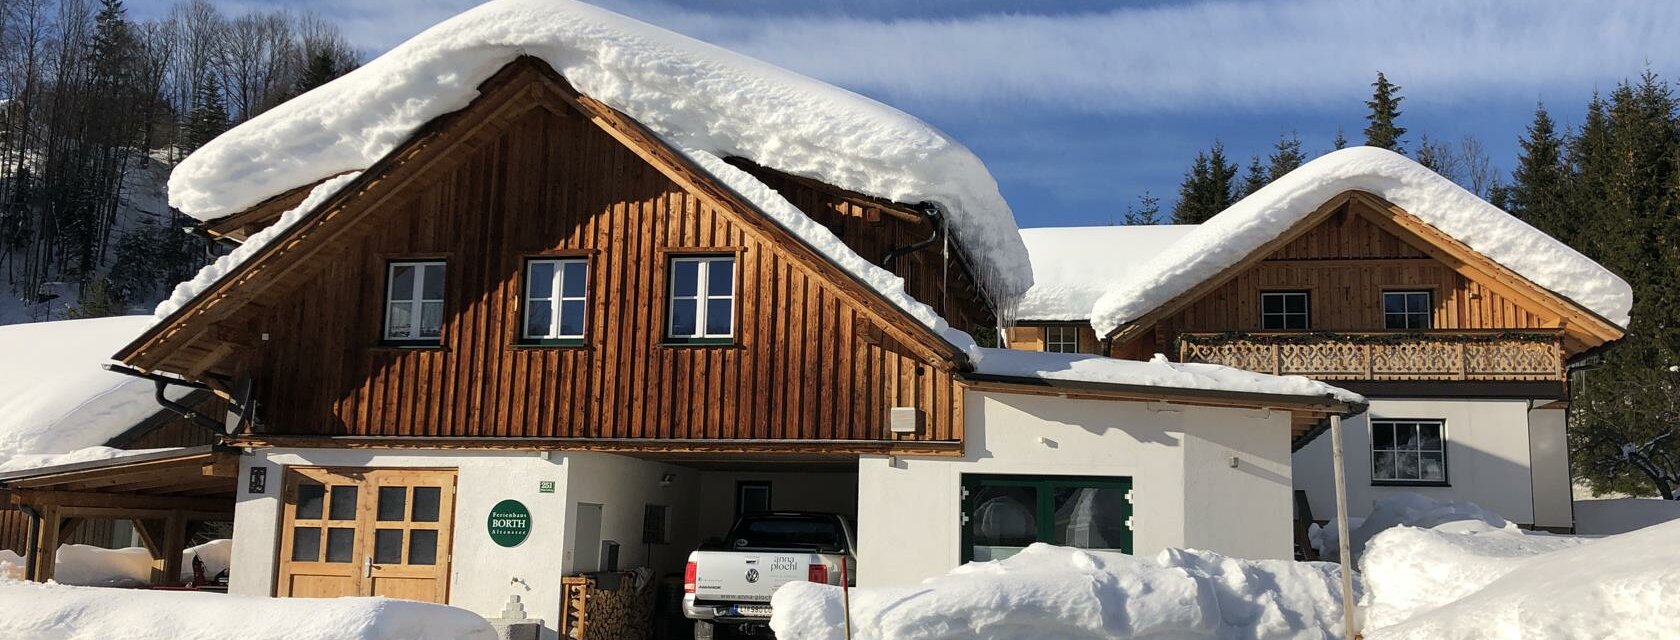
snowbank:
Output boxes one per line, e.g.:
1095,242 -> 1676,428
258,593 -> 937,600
0,580 -> 497,640
0,551 -> 21,581
770,544 -> 1355,640
167,0 -> 1029,308
48,540 -> 233,588
972,349 -> 1363,405
1015,225 -> 1197,321
1314,493 -> 1516,563
0,317 -> 189,468
1090,147 -> 1633,334
0,446 -> 177,474
1573,497 -> 1680,536
1362,519 -> 1677,639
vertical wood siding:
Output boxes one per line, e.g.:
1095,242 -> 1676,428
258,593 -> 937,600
246,100 -> 963,442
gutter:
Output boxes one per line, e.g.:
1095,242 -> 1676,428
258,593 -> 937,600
101,364 -> 227,438
962,371 -> 1366,418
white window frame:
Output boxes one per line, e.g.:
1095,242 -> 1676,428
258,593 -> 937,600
1383,290 -> 1434,330
1044,325 -> 1080,353
384,261 -> 446,343
666,256 -> 736,341
1260,291 -> 1311,330
1371,419 -> 1448,484
523,258 -> 590,343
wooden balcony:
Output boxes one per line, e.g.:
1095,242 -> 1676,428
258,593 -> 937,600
1177,331 -> 1565,382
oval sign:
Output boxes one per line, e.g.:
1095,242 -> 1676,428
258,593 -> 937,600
487,499 -> 531,548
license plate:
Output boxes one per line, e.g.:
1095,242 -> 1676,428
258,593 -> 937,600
732,605 -> 773,618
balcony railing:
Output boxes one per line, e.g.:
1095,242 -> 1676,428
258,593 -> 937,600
1177,331 -> 1565,382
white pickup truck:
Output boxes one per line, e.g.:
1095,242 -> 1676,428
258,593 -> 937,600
683,512 -> 856,639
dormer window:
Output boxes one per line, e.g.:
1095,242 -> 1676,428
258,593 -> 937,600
667,255 -> 735,344
384,261 -> 446,344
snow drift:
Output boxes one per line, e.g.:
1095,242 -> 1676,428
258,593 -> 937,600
46,540 -> 233,588
0,580 -> 497,640
1090,147 -> 1633,333
1312,493 -> 1516,563
165,0 -> 1030,307
973,349 -> 1363,404
769,544 -> 1356,640
1014,225 -> 1197,321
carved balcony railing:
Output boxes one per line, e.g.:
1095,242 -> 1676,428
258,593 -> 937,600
1176,331 -> 1565,382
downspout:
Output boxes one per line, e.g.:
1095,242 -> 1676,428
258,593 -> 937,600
879,202 -> 945,272
102,363 -> 228,437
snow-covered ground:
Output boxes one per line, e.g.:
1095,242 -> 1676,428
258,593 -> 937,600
0,540 -> 231,587
1309,493 -> 1514,563
0,580 -> 497,640
771,494 -> 1680,640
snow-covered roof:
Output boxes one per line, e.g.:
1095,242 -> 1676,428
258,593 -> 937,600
1015,225 -> 1198,321
164,0 -> 1031,334
0,316 -> 184,468
1090,147 -> 1633,335
970,348 -> 1363,406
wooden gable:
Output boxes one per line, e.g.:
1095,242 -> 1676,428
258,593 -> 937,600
116,57 -> 969,450
1111,191 -> 1624,359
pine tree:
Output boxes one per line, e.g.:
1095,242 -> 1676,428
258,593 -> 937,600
184,76 -> 229,152
1363,72 -> 1407,152
1505,103 -> 1570,242
1332,128 -> 1348,150
294,49 -> 345,95
1172,142 -> 1238,224
1268,132 -> 1304,179
1240,155 -> 1267,197
1123,192 -> 1161,225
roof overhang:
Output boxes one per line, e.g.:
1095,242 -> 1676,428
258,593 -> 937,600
0,445 -> 238,515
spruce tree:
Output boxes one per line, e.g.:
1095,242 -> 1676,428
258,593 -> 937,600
184,76 -> 229,153
1172,142 -> 1238,224
1363,72 -> 1407,152
1123,192 -> 1161,225
294,49 -> 345,95
1506,103 -> 1570,241
1332,127 -> 1348,151
1268,132 -> 1304,179
1241,155 -> 1267,197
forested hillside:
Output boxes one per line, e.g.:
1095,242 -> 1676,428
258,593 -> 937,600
0,0 -> 356,322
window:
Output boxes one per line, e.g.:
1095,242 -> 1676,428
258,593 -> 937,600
736,481 -> 771,518
667,256 -> 735,343
1371,420 -> 1447,484
1260,291 -> 1311,329
642,505 -> 671,544
1383,290 -> 1433,330
384,261 -> 446,344
962,475 -> 1132,562
523,258 -> 589,345
1044,326 -> 1080,353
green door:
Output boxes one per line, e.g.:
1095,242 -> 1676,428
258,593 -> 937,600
961,474 -> 1133,563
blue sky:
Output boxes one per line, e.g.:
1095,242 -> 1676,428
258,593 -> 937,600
132,0 -> 1680,228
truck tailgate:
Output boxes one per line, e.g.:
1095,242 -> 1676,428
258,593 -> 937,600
692,551 -> 818,603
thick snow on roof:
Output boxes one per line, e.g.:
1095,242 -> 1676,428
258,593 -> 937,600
1015,225 -> 1198,321
1090,147 -> 1633,335
970,348 -> 1362,405
167,0 -> 1030,308
0,317 -> 185,468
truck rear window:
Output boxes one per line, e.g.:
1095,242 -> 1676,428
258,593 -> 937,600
727,515 -> 843,551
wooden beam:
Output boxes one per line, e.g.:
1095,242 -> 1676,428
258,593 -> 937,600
8,489 -> 232,513
154,511 -> 186,586
226,435 -> 966,457
57,517 -> 84,545
31,506 -> 59,582
133,518 -> 163,558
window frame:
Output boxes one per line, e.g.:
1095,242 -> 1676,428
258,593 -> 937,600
520,257 -> 591,347
1370,419 -> 1450,486
1382,290 -> 1434,330
382,260 -> 447,346
665,255 -> 737,345
735,481 -> 771,519
1043,325 -> 1081,353
1259,290 -> 1312,330
959,474 -> 1133,563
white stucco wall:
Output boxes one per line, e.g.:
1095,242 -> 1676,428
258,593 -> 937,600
230,448 -> 695,640
855,390 -> 1295,587
1294,398 -> 1541,525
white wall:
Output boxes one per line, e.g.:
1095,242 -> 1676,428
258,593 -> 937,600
694,471 -> 858,541
1294,398 -> 1540,525
231,448 -> 694,640
856,390 -> 1294,587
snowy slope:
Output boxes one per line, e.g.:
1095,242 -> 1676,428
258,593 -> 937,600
0,316 -> 189,468
972,348 -> 1363,404
1016,225 -> 1198,321
166,0 -> 1030,312
1090,147 -> 1633,335
0,580 -> 497,640
770,544 -> 1355,640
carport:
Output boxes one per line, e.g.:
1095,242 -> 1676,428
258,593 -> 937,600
0,445 -> 238,584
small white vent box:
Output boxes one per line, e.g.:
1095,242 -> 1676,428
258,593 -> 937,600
889,407 -> 921,434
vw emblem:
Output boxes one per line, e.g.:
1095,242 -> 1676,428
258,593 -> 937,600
745,568 -> 760,583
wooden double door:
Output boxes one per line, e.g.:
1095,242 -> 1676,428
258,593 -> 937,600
278,468 -> 457,602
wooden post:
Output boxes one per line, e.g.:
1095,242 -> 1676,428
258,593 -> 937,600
153,511 -> 187,586
1330,415 -> 1359,639
31,506 -> 60,583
